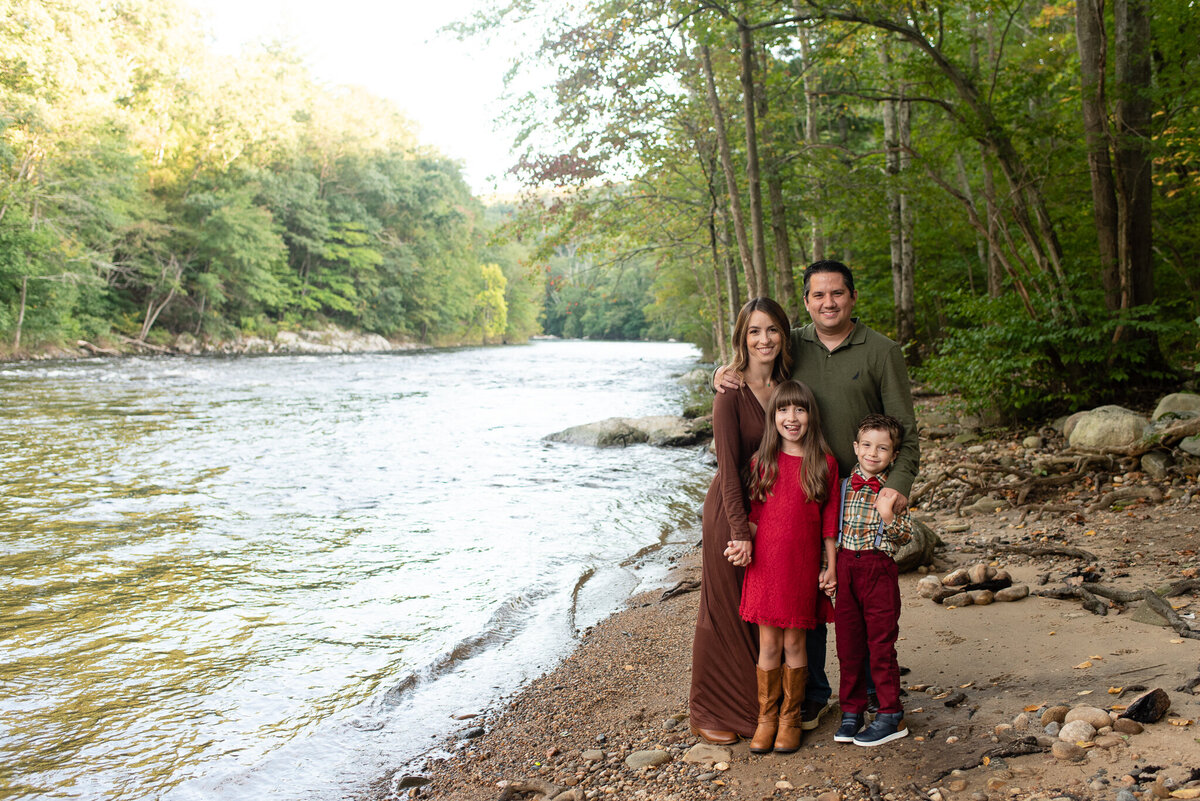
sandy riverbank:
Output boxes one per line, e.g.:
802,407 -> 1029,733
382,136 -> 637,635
388,496 -> 1200,801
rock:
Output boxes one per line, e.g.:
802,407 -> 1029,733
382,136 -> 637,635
994,585 -> 1029,602
695,772 -> 718,782
895,519 -> 944,573
994,723 -> 1014,737
993,569 -> 1011,582
1065,706 -> 1112,730
943,522 -> 970,533
1012,712 -> 1033,732
967,444 -> 986,454
948,779 -> 968,792
681,744 -> 731,766
1051,741 -> 1087,761
968,589 -> 994,605
1182,436 -> 1200,457
776,780 -> 795,790
943,568 -> 970,586
581,750 -> 605,762
1152,393 -> 1200,420
1112,718 -> 1143,735
624,750 -> 670,769
964,495 -> 1011,515
396,775 -> 431,790
634,415 -> 711,447
1093,734 -> 1126,749
1130,601 -> 1172,627
1141,451 -> 1174,480
942,591 -> 972,607
817,792 -> 842,801
1044,721 -> 1060,736
546,418 -> 647,448
944,692 -> 968,707
462,726 -> 485,739
1067,405 -> 1149,449
1061,411 -> 1086,438
1023,435 -> 1043,449
1121,688 -> 1171,723
1117,790 -> 1138,801
968,563 -> 990,584
1041,706 -> 1070,726
917,575 -> 944,598
1058,719 -> 1096,743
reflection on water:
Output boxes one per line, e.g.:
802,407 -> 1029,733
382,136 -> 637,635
0,342 -> 710,800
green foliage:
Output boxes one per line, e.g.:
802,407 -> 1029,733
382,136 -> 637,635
918,292 -> 1186,417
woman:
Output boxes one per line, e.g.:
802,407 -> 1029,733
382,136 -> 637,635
689,297 -> 793,744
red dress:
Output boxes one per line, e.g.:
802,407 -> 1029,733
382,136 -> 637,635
739,452 -> 839,629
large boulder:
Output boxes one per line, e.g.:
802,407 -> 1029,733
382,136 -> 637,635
546,416 -> 710,448
1066,405 -> 1148,449
1152,393 -> 1200,421
895,518 -> 943,573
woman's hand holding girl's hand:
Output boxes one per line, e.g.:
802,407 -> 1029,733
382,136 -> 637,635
724,539 -> 753,567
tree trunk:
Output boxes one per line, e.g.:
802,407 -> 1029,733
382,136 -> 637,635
738,24 -> 768,296
14,275 -> 27,350
700,44 -> 758,297
708,202 -> 730,364
1075,0 -> 1121,310
754,47 -> 798,319
898,96 -> 917,353
1113,0 -> 1154,311
954,151 -> 981,294
794,17 -> 826,263
880,41 -> 916,350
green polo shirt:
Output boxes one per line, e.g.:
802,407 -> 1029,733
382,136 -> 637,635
790,319 -> 920,497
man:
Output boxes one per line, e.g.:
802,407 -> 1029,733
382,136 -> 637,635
716,259 -> 920,733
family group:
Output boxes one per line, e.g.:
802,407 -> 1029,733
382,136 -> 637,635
690,260 -> 922,753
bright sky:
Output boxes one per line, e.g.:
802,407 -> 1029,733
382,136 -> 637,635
185,0 -> 528,196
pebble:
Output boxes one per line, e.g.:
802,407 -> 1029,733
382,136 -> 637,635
776,780 -> 795,790
695,772 -> 718,782
994,585 -> 1029,602
1058,719 -> 1096,743
970,794 -> 989,801
1051,741 -> 1086,761
1022,435 -> 1043,449
985,778 -> 1007,790
1117,791 -> 1137,801
1012,712 -> 1033,732
1094,734 -> 1125,749
681,744 -> 730,765
1041,705 -> 1069,726
969,589 -> 994,605
462,727 -> 485,739
817,792 -> 842,801
1044,721 -> 1060,736
968,563 -> 992,583
1064,705 -> 1110,729
917,575 -> 943,598
946,735 -> 960,744
949,779 -> 969,791
944,523 -> 970,533
943,591 -> 972,607
1113,717 -> 1143,734
581,750 -> 604,762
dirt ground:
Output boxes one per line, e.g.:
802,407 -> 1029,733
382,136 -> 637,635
382,410 -> 1200,801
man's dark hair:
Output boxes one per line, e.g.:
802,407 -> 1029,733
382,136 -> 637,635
802,260 -> 855,296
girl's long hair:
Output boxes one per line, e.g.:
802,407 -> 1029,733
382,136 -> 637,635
730,297 -> 793,386
745,380 -> 832,504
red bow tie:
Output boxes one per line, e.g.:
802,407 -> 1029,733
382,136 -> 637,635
851,474 -> 883,493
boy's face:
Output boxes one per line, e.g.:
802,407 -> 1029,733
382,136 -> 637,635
853,428 -> 897,477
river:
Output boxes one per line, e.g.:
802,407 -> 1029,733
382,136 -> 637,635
0,340 -> 712,800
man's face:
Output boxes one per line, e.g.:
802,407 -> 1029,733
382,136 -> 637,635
804,271 -> 857,339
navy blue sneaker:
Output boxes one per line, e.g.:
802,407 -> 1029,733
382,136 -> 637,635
853,712 -> 908,746
833,713 -> 864,743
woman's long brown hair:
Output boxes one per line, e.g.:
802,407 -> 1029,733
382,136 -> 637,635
730,297 -> 793,386
745,380 -> 832,504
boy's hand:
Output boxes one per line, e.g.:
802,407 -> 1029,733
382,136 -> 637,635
877,488 -> 907,517
713,365 -> 743,394
725,539 -> 753,567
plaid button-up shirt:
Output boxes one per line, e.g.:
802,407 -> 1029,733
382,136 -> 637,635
839,467 -> 913,556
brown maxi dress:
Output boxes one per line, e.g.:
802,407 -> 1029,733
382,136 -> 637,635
689,383 -> 764,737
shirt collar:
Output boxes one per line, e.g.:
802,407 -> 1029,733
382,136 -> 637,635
799,318 -> 866,352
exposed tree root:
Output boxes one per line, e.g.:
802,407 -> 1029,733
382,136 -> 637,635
853,770 -> 883,801
926,737 -> 1049,784
992,544 -> 1098,560
1037,581 -> 1200,639
660,579 -> 700,601
1087,486 -> 1163,513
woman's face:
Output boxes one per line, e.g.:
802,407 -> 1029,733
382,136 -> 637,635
745,309 -> 783,366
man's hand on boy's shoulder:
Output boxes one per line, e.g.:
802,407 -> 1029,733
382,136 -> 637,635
713,365 -> 743,394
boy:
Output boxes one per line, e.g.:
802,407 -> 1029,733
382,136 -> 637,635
833,413 -> 913,746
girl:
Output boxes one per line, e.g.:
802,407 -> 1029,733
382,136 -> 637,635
738,379 -> 839,753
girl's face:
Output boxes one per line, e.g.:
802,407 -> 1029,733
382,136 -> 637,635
745,310 -> 783,366
775,403 -> 808,448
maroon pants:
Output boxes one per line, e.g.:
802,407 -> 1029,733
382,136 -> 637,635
835,548 -> 902,714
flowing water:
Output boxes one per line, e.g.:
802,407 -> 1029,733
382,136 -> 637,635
0,340 -> 712,800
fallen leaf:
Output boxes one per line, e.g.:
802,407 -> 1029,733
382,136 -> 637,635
1049,631 -> 1056,636
1077,690 -> 1093,696
960,681 -> 975,688
914,736 -> 925,741
982,756 -> 991,766
1089,655 -> 1103,660
1084,530 -> 1097,536
1024,704 -> 1041,712
1171,789 -> 1200,799
1077,741 -> 1094,748
1112,704 -> 1127,710
1168,718 -> 1194,726
713,780 -> 726,786
1074,661 -> 1093,669
1108,687 -> 1123,694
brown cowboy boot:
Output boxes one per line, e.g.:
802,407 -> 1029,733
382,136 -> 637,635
774,664 -> 808,753
749,666 -> 782,753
